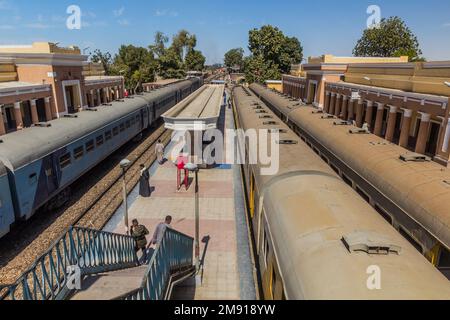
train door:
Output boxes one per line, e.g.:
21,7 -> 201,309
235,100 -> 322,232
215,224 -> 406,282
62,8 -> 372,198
249,173 -> 256,219
139,109 -> 145,129
43,154 -> 58,196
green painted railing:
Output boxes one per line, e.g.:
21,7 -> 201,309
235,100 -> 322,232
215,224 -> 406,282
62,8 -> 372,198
120,228 -> 194,300
0,227 -> 138,300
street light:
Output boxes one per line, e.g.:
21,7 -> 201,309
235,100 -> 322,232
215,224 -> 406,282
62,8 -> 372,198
120,159 -> 131,235
185,163 -> 200,275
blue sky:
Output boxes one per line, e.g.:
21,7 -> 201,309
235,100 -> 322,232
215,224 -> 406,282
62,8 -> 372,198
0,0 -> 449,64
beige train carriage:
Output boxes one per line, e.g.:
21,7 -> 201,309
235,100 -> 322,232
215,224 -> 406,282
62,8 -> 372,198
250,83 -> 450,276
233,85 -> 450,300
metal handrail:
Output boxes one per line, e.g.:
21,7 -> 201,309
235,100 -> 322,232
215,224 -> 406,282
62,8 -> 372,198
1,227 -> 138,300
119,228 -> 194,300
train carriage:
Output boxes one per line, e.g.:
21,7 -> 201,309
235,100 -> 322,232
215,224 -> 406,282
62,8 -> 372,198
0,77 -> 202,237
249,83 -> 450,277
233,85 -> 450,300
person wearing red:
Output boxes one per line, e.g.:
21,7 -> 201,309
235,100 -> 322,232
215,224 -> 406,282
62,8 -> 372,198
176,154 -> 189,191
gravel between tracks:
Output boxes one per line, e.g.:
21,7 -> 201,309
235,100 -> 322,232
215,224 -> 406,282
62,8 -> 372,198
0,126 -> 171,286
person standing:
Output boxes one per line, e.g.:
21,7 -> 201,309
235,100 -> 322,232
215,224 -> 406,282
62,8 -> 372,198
151,216 -> 173,246
130,219 -> 150,264
139,164 -> 151,198
155,140 -> 165,165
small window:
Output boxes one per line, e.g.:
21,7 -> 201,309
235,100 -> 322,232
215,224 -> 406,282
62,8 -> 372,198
96,135 -> 104,146
29,173 -> 37,185
126,120 -> 131,128
74,146 -> 84,160
105,130 -> 112,141
60,153 -> 71,169
45,168 -> 53,177
119,123 -> 125,132
130,117 -> 135,125
86,140 -> 95,153
113,127 -> 119,136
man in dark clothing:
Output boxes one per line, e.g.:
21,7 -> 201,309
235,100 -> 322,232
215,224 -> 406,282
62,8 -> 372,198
131,219 -> 150,264
139,164 -> 151,197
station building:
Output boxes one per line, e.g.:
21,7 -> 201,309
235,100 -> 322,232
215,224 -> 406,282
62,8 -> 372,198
282,55 -> 450,166
0,42 -> 124,136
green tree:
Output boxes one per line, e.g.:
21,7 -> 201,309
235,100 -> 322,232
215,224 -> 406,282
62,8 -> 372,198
224,48 -> 245,71
245,25 -> 303,82
111,45 -> 156,91
149,31 -> 169,59
185,49 -> 206,71
90,49 -> 113,74
353,16 -> 423,61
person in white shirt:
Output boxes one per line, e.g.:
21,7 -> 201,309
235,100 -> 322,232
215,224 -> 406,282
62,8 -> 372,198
155,140 -> 165,165
151,215 -> 173,246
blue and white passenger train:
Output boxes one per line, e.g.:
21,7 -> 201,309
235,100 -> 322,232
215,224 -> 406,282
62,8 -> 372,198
0,78 -> 202,238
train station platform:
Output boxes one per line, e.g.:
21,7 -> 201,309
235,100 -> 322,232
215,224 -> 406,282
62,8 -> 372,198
101,89 -> 257,300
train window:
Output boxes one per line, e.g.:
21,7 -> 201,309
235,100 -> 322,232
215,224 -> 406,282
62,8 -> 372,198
59,153 -> 71,169
105,131 -> 112,141
28,173 -> 37,185
399,227 -> 423,253
136,115 -> 140,122
113,127 -> 119,136
342,174 -> 353,187
74,146 -> 84,160
356,186 -> 370,203
374,205 -> 393,225
131,117 -> 136,125
120,123 -> 125,132
45,168 -> 53,177
126,120 -> 131,128
86,140 -> 95,153
438,248 -> 450,268
96,135 -> 104,146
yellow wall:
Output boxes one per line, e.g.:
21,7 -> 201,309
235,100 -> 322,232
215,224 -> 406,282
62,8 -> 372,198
345,61 -> 450,97
0,63 -> 17,82
0,42 -> 81,55
308,54 -> 409,64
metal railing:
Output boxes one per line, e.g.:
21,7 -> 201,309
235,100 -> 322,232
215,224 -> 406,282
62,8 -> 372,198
119,228 -> 194,300
1,227 -> 138,301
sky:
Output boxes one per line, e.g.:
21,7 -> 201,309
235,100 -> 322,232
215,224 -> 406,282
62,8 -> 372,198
0,0 -> 449,64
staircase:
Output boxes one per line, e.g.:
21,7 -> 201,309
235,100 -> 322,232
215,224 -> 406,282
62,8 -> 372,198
1,227 -> 194,301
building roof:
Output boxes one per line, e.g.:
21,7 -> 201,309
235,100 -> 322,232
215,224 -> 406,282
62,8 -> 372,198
0,81 -> 51,97
84,76 -> 124,86
162,84 -> 224,131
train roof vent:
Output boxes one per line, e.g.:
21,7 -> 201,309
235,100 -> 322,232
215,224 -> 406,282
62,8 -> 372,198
259,115 -> 273,119
255,110 -> 267,114
399,153 -> 431,162
349,128 -> 370,134
0,139 -> 3,143
343,231 -> 401,255
102,103 -> 113,107
370,141 -> 389,146
63,114 -> 78,118
312,110 -> 324,114
85,108 -> 98,112
33,122 -> 52,128
277,140 -> 298,145
334,120 -> 351,126
443,180 -> 450,187
263,121 -> 278,125
321,114 -> 335,119
253,106 -> 263,110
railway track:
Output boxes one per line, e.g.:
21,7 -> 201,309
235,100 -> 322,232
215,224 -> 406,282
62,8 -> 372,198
0,125 -> 171,287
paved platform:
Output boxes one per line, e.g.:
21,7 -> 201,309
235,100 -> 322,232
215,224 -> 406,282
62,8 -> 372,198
105,91 -> 256,300
71,266 -> 148,300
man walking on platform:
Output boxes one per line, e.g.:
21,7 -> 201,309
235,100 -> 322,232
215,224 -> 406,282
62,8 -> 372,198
151,216 -> 173,246
130,219 -> 150,265
155,139 -> 165,165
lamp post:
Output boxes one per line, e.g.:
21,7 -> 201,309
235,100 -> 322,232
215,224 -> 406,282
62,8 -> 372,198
185,163 -> 200,274
120,159 -> 131,235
